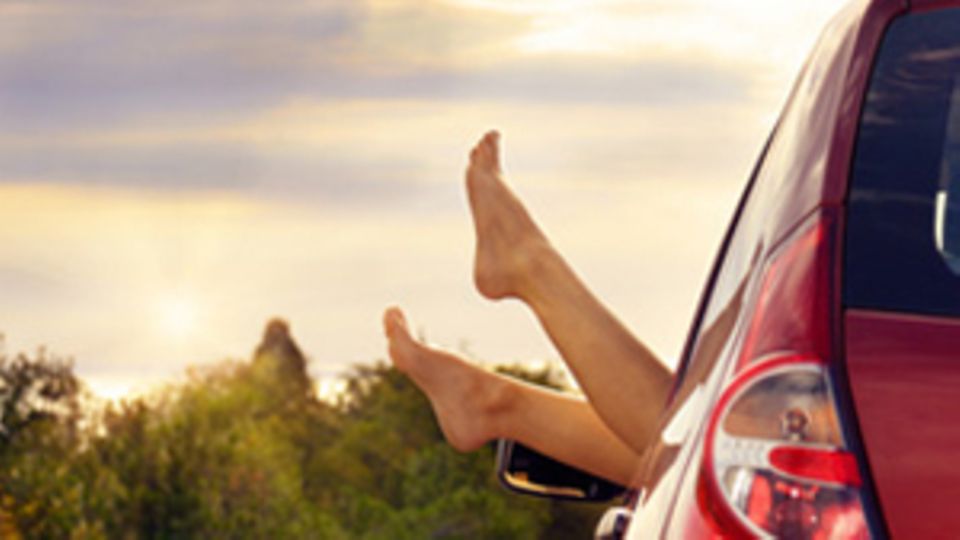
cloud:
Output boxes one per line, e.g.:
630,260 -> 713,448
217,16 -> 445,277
0,139 -> 433,204
0,96 -> 770,207
0,141 -> 258,189
448,0 -> 838,61
0,0 -> 751,134
0,2 -> 357,130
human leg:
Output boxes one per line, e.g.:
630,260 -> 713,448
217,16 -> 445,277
465,131 -> 673,454
383,307 -> 642,486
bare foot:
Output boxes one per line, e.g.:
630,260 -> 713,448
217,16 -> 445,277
383,307 -> 510,452
466,130 -> 553,300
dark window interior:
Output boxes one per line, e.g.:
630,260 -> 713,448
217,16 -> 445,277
845,8 -> 960,318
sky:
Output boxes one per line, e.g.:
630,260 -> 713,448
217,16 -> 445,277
0,0 -> 840,400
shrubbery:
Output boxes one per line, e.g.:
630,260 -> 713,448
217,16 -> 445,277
0,326 -> 607,539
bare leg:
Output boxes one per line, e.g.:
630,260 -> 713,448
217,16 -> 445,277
466,131 -> 673,454
384,307 -> 642,486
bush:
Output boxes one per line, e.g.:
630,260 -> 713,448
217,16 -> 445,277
0,332 -> 608,539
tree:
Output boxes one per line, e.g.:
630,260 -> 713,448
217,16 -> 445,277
0,347 -> 101,538
0,324 -> 608,538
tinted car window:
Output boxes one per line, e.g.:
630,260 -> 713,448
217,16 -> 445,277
845,8 -> 960,317
937,85 -> 960,274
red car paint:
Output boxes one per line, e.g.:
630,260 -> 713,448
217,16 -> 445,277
846,312 -> 960,539
617,0 -> 960,538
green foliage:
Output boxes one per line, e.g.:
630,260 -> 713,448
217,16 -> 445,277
0,348 -> 95,538
0,344 -> 609,539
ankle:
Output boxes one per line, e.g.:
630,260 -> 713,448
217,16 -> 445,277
478,373 -> 519,440
515,241 -> 565,306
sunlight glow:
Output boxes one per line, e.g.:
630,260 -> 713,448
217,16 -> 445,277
156,295 -> 200,341
315,377 -> 349,404
448,0 -> 839,79
87,378 -> 136,403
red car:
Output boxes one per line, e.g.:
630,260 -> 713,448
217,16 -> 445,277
496,0 -> 960,538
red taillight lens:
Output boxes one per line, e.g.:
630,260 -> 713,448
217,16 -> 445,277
680,213 -> 877,539
768,446 -> 861,488
737,221 -> 832,370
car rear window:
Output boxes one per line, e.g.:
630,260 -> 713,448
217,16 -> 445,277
845,8 -> 960,318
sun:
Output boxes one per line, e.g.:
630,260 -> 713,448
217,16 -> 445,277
156,295 -> 200,340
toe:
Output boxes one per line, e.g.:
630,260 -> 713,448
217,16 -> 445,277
383,306 -> 410,340
476,130 -> 500,169
475,140 -> 493,168
486,130 -> 501,167
469,144 -> 482,167
384,308 -> 420,371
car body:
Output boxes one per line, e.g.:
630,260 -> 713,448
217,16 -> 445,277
499,0 -> 960,537
626,0 -> 960,537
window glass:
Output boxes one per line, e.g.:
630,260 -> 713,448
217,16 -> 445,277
845,8 -> 960,317
936,79 -> 960,274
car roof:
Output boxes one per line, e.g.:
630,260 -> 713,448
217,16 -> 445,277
909,0 -> 960,10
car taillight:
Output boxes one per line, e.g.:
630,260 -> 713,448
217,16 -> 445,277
701,355 -> 869,539
675,213 -> 878,539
